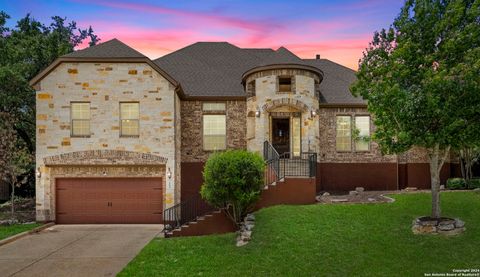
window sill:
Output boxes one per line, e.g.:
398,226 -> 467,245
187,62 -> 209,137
71,135 -> 91,138
120,135 -> 140,138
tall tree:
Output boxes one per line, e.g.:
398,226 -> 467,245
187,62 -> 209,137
351,0 -> 480,218
0,12 -> 99,197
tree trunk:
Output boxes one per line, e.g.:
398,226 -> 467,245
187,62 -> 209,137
429,144 -> 450,219
10,182 -> 15,216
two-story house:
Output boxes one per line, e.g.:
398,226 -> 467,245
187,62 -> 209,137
31,39 -> 455,224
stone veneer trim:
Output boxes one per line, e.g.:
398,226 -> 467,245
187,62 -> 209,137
43,150 -> 168,165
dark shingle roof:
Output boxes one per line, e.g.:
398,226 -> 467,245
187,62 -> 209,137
154,42 -> 311,98
60,39 -> 364,104
62,39 -> 146,59
303,59 -> 365,104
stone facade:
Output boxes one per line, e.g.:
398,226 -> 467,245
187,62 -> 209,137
245,68 -> 320,155
35,62 -> 179,221
180,100 -> 247,162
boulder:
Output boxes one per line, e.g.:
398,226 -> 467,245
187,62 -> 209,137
355,187 -> 365,193
236,240 -> 248,247
331,198 -> 348,203
322,192 -> 330,197
438,224 -> 455,231
440,185 -> 445,190
454,218 -> 465,228
349,191 -> 358,196
245,214 -> 255,222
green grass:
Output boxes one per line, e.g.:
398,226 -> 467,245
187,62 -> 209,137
120,192 -> 480,276
0,223 -> 42,241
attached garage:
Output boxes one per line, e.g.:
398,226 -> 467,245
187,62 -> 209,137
56,177 -> 163,224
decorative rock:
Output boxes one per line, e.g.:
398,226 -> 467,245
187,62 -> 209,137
474,188 -> 480,192
349,190 -> 358,196
322,192 -> 330,196
367,197 -> 376,202
236,240 -> 249,247
404,187 -> 418,191
355,187 -> 365,193
454,218 -> 465,228
438,224 -> 455,231
440,185 -> 445,190
331,198 -> 348,203
237,215 -> 255,247
412,224 -> 437,234
412,216 -> 465,235
244,223 -> 255,231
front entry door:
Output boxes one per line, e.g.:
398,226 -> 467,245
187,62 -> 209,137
271,118 -> 290,155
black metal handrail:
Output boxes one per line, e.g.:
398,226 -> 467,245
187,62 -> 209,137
279,152 -> 317,178
163,194 -> 214,234
263,141 -> 317,186
264,141 -> 281,186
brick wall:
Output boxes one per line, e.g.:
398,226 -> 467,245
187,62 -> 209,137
180,100 -> 247,162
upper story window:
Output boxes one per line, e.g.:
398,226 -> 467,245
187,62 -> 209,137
247,80 -> 256,97
120,102 -> 139,137
203,102 -> 226,151
336,116 -> 352,151
71,102 -> 90,137
336,115 -> 371,152
354,116 -> 370,151
278,76 -> 292,93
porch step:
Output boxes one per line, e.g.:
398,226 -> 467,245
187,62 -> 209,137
165,209 -> 236,238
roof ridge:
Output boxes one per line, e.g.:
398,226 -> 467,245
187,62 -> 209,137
62,38 -> 147,59
304,58 -> 356,73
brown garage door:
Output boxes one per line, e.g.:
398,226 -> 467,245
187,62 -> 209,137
56,178 -> 162,224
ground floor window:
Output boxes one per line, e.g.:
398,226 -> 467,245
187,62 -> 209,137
203,114 -> 226,150
336,116 -> 352,151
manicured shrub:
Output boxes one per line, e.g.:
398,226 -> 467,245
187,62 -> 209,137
446,178 -> 466,190
467,178 -> 480,189
201,150 -> 265,225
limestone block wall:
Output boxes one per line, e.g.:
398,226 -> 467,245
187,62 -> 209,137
181,100 -> 247,163
245,69 -> 320,155
35,62 -> 179,221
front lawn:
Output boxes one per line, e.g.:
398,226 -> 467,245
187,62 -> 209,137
0,223 -> 41,241
120,192 -> 480,276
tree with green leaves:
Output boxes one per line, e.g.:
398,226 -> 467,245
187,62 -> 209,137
351,0 -> 480,219
201,150 -> 265,225
0,12 -> 99,197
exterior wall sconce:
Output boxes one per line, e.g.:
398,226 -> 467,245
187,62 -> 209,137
36,168 -> 41,178
311,110 -> 317,118
102,171 -> 107,176
255,110 -> 261,117
167,168 -> 172,179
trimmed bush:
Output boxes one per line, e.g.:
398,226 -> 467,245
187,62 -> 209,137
446,178 -> 466,190
467,178 -> 480,189
201,150 -> 265,225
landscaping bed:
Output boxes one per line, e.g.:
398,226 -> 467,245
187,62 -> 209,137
316,190 -> 394,204
0,198 -> 36,223
120,192 -> 480,276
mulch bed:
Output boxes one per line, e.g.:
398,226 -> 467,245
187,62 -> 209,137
0,198 -> 36,222
316,191 -> 394,204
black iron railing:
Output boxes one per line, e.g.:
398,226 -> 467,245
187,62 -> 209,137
263,141 -> 317,186
279,152 -> 317,178
264,141 -> 281,186
163,194 -> 214,234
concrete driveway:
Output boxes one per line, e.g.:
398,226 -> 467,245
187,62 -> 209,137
0,224 -> 162,277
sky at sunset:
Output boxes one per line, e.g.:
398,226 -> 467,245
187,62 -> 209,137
2,0 -> 405,69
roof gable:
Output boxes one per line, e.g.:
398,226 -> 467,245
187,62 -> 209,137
62,39 -> 146,59
30,39 -> 177,87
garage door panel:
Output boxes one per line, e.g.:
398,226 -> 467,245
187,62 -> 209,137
56,178 -> 163,224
